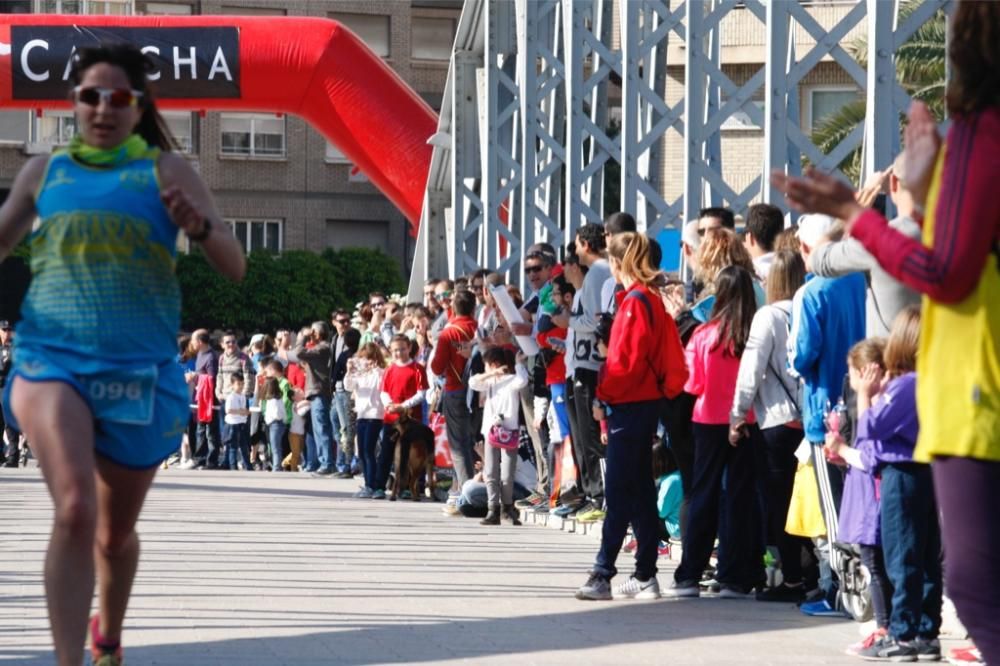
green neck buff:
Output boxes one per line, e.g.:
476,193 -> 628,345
68,133 -> 149,167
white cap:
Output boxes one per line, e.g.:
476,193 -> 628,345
682,220 -> 701,250
795,214 -> 835,249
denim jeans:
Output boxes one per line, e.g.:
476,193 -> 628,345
196,409 -> 222,468
674,423 -> 763,589
375,423 -> 397,490
332,389 -> 356,472
310,394 -> 334,472
302,416 -> 318,472
880,462 -> 942,641
593,400 -> 661,581
267,421 -> 287,472
356,418 -> 382,491
222,422 -> 252,471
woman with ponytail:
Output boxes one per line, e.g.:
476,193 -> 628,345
0,43 -> 245,665
575,232 -> 687,601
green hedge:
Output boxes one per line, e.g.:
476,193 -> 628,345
176,247 -> 406,333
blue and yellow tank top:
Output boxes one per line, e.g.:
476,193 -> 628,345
16,146 -> 181,372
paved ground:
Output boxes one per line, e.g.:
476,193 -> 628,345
0,467 -> 909,665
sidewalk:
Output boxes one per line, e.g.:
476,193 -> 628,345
2,468 -> 895,665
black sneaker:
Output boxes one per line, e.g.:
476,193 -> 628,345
856,635 -> 918,662
755,583 -> 806,603
914,638 -> 941,662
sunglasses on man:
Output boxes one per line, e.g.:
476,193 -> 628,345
73,86 -> 143,109
436,291 -> 453,301
525,265 -> 545,275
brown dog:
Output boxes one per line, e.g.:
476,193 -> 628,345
390,414 -> 436,501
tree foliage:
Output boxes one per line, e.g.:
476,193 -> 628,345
809,1 -> 946,184
176,247 -> 405,334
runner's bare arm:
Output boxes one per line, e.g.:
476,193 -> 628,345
158,151 -> 246,281
0,156 -> 47,264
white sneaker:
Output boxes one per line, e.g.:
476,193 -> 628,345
613,576 -> 661,600
441,503 -> 461,516
178,459 -> 197,470
718,585 -> 754,599
663,580 -> 701,599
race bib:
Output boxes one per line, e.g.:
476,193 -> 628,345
80,365 -> 157,426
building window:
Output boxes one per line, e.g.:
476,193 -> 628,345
162,111 -> 194,153
411,16 -> 455,61
31,111 -> 76,147
142,1 -> 192,14
325,142 -> 349,164
806,87 -> 862,132
227,218 -> 282,254
330,13 -> 391,58
220,113 -> 285,158
0,1 -> 32,12
36,0 -> 133,13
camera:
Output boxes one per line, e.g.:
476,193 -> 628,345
595,312 -> 615,347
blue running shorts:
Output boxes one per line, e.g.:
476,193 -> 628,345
1,347 -> 189,470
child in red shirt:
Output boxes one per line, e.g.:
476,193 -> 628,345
374,334 -> 428,499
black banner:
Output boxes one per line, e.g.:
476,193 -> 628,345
11,26 -> 240,99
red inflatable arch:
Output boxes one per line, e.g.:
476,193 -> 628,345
0,14 -> 437,232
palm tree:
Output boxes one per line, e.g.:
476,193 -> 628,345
809,1 -> 947,184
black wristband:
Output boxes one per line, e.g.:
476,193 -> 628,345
186,217 -> 212,243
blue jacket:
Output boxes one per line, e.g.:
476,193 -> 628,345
790,273 -> 866,442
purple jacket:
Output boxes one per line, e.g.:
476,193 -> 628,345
856,372 -> 920,472
838,466 -> 880,546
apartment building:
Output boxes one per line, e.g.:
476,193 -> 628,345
0,1 -> 865,275
0,0 -> 463,275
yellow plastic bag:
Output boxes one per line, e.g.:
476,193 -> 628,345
785,461 -> 826,538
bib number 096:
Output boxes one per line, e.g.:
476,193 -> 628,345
89,379 -> 144,403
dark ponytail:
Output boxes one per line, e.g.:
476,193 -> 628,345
709,265 -> 756,358
70,42 -> 176,151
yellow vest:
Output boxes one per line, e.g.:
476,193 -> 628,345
914,149 -> 1000,462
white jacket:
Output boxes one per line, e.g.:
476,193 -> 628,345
344,364 -> 386,420
469,364 -> 529,435
731,301 -> 801,430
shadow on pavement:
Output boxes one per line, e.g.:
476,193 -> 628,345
0,599 -> 848,665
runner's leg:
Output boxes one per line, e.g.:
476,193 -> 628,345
93,457 -> 158,645
9,378 -> 96,666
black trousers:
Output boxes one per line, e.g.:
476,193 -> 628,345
571,368 -> 604,504
674,423 -> 763,589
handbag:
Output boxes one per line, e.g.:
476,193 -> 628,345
485,381 -> 518,450
785,460 -> 826,538
487,422 -> 519,450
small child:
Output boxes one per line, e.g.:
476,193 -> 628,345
345,342 -> 387,498
260,376 -> 288,473
825,337 -> 891,655
376,334 -> 428,500
223,372 -> 252,471
652,441 -> 682,543
826,306 -> 941,662
468,346 -> 528,526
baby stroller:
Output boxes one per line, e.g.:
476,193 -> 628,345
813,435 -> 873,622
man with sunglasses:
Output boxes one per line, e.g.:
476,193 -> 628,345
215,332 -> 255,446
510,243 -> 559,508
429,279 -> 456,345
0,320 -> 20,467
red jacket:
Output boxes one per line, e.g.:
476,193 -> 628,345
536,325 -> 567,386
430,315 -> 477,392
597,284 -> 687,405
